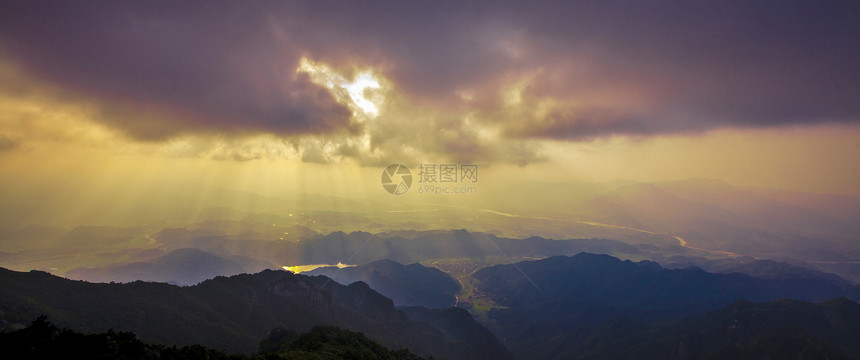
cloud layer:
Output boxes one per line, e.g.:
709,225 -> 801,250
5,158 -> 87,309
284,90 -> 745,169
1,0 -> 858,163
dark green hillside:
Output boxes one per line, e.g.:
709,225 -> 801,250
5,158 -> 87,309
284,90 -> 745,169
472,253 -> 860,359
0,267 -> 507,359
308,259 -> 461,308
0,316 -> 424,360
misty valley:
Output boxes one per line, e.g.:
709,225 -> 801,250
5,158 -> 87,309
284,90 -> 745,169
2,178 -> 860,359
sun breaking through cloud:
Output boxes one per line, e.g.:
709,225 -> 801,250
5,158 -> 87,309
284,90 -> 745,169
297,58 -> 383,119
0,0 -> 857,194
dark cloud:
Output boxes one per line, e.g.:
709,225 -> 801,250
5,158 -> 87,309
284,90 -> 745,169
0,0 -> 858,144
504,108 -> 659,141
0,135 -> 21,152
0,1 -> 352,140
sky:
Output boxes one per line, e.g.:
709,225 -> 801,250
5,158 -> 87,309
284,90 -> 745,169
0,0 -> 859,227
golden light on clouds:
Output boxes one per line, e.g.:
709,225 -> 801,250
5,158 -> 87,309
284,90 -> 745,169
0,46 -> 858,233
1,57 -> 858,203
297,57 -> 384,119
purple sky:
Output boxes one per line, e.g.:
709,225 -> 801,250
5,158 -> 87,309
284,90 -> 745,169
1,0 -> 858,142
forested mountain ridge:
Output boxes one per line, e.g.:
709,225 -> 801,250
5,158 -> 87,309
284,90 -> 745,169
0,267 -> 511,360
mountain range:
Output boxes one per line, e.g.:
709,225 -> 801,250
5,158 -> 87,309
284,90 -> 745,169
3,251 -> 860,359
472,253 -> 860,359
5,179 -> 858,283
307,259 -> 461,308
66,248 -> 252,285
0,267 -> 512,360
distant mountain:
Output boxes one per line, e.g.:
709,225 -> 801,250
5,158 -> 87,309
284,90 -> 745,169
472,253 -> 859,359
664,257 -> 853,287
475,253 -> 855,310
149,220 -> 860,283
0,267 -> 508,359
224,253 -> 277,274
183,228 -> 641,267
307,259 -> 461,308
5,177 -> 860,280
66,248 -> 248,285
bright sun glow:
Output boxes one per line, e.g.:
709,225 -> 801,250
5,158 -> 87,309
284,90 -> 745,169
297,58 -> 382,118
345,73 -> 381,116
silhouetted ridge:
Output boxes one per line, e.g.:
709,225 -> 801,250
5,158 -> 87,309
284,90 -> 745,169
0,316 -> 426,360
471,253 -> 860,359
66,248 -> 247,285
0,267 -> 508,360
400,306 -> 514,360
307,258 -> 461,308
